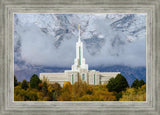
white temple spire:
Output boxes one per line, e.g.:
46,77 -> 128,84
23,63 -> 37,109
71,24 -> 88,71
78,24 -> 81,42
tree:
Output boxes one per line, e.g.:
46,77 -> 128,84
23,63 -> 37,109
106,74 -> 129,93
106,78 -> 116,92
42,82 -> 48,96
14,75 -> 18,87
30,74 -> 40,89
131,79 -> 145,89
139,79 -> 145,87
131,79 -> 139,89
58,81 -> 72,101
106,74 -> 129,101
21,80 -> 29,90
119,84 -> 146,101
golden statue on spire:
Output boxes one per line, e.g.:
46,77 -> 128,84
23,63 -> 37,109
78,24 -> 80,30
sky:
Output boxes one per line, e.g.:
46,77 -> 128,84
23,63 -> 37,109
14,14 -> 146,72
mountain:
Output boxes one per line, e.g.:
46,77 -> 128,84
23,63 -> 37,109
14,65 -> 146,86
14,14 -> 146,58
14,14 -> 146,86
90,65 -> 146,86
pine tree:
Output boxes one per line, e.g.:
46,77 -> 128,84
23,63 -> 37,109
131,79 -> 139,89
106,74 -> 129,93
139,79 -> 145,87
131,79 -> 145,89
30,74 -> 40,89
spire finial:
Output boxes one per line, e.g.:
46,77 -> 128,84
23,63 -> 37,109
78,24 -> 81,42
78,24 -> 80,30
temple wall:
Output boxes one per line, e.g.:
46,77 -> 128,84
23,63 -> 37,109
40,73 -> 67,87
65,70 -> 79,84
100,72 -> 120,85
88,70 -> 100,85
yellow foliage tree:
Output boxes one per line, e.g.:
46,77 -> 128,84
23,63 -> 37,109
58,80 -> 116,101
119,84 -> 146,101
57,81 -> 72,101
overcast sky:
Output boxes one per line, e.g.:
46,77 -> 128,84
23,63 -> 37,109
14,14 -> 146,71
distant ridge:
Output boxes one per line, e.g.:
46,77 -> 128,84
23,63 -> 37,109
15,65 -> 146,86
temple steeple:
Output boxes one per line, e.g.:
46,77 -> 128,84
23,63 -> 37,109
78,24 -> 81,42
71,24 -> 88,71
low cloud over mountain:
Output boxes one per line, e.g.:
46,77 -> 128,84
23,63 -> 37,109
14,14 -> 146,83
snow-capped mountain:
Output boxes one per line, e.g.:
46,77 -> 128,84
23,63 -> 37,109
14,14 -> 146,84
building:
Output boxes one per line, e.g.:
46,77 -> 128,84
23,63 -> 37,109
40,25 -> 120,87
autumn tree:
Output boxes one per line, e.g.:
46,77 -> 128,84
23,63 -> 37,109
78,85 -> 116,101
42,82 -> 48,96
51,83 -> 62,100
14,86 -> 26,101
30,74 -> 41,89
120,84 -> 146,101
58,81 -> 72,101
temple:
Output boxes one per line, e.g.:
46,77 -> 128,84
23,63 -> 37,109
40,25 -> 120,87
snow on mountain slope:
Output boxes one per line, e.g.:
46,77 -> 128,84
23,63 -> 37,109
14,14 -> 146,82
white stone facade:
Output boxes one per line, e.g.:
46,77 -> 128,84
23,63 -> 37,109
39,25 -> 120,87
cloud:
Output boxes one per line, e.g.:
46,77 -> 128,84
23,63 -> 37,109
14,14 -> 146,70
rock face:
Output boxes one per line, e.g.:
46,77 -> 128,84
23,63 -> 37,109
14,14 -> 146,85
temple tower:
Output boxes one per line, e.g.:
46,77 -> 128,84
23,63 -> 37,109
72,24 -> 88,72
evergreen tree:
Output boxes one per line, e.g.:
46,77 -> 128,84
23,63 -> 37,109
21,80 -> 29,90
131,79 -> 145,89
114,74 -> 129,93
131,79 -> 139,89
14,75 -> 18,87
106,74 -> 129,93
106,78 -> 116,92
30,74 -> 40,89
139,79 -> 145,87
106,74 -> 129,100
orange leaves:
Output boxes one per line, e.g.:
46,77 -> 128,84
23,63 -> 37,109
14,79 -> 146,101
57,80 -> 116,101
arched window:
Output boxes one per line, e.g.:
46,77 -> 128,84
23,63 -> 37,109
72,74 -> 74,84
82,73 -> 85,81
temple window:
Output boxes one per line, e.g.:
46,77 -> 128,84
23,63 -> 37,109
72,74 -> 74,84
82,73 -> 85,81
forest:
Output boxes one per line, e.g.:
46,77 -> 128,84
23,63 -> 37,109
14,74 -> 146,101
